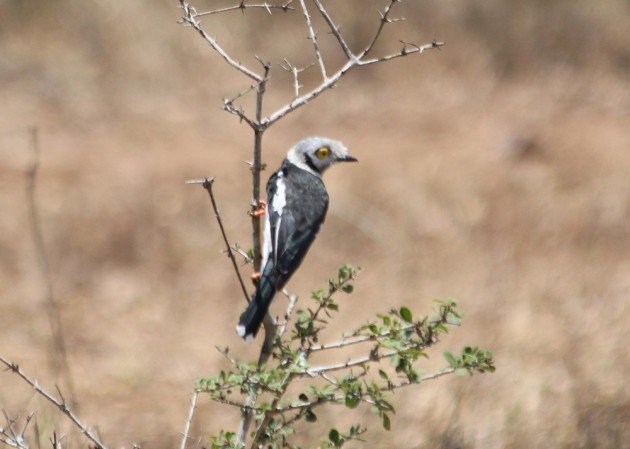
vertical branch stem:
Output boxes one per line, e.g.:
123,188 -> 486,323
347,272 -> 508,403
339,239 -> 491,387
179,391 -> 199,449
250,64 -> 270,270
26,127 -> 78,412
251,129 -> 264,270
238,63 -> 273,447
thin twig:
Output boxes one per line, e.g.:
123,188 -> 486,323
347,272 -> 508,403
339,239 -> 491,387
196,2 -> 294,17
211,397 -> 260,412
299,271 -> 357,348
305,349 -> 396,376
223,100 -> 257,128
25,127 -> 78,412
1,410 -> 31,449
179,391 -> 198,449
360,0 -> 400,58
311,0 -> 355,59
263,38 -> 442,126
215,346 -> 239,367
277,290 -> 298,338
231,244 -> 253,264
277,367 -> 457,415
310,321 -> 428,352
227,82 -> 259,105
32,420 -> 41,449
186,178 -> 250,304
298,0 -> 327,80
359,40 -> 445,66
178,1 -> 263,82
0,356 -> 107,449
280,59 -> 312,99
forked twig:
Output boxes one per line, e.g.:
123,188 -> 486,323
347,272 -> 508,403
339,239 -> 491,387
280,59 -> 313,99
0,410 -> 33,449
0,356 -> 107,449
178,1 -> 263,81
362,0 -> 401,57
311,0 -> 354,59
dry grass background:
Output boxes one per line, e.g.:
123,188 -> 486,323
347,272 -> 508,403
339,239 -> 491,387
1,0 -> 629,448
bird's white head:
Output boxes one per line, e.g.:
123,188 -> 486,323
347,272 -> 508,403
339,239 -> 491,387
286,136 -> 358,175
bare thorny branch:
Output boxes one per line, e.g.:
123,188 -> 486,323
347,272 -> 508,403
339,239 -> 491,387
0,356 -> 107,449
178,0 -> 445,446
0,410 -> 33,449
186,177 -> 251,303
179,391 -> 198,449
298,0 -> 327,80
196,1 -> 295,17
178,0 -> 443,128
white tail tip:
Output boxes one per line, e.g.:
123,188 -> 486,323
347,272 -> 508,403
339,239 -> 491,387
236,324 -> 255,343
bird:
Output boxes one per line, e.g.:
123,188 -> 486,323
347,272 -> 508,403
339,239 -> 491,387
237,136 -> 358,341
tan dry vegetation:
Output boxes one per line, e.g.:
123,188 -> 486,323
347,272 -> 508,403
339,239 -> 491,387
1,1 -> 629,448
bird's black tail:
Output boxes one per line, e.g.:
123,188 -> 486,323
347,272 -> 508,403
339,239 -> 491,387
237,271 -> 276,341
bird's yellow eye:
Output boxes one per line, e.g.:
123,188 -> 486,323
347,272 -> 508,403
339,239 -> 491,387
315,147 -> 330,160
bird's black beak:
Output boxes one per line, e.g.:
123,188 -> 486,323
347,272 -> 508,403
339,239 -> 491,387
341,155 -> 358,163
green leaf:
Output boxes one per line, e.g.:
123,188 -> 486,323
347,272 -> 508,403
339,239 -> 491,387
341,284 -> 354,293
378,369 -> 389,380
345,395 -> 360,409
400,307 -> 413,323
382,413 -> 391,431
305,408 -> 317,422
443,351 -> 458,367
328,429 -> 340,446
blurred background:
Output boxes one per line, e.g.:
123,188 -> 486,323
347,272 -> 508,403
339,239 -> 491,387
1,0 -> 629,448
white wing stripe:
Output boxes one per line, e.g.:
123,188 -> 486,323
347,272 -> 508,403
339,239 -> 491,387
272,176 -> 286,216
271,176 -> 286,261
261,210 -> 272,268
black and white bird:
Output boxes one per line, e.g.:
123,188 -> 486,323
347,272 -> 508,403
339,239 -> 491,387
237,136 -> 358,341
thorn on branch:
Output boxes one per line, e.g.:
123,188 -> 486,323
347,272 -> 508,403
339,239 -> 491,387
195,1 -> 295,17
223,99 -> 256,128
280,58 -> 313,98
254,55 -> 272,71
244,160 -> 267,172
0,355 -> 106,449
298,0 -> 327,80
432,39 -> 445,50
177,1 -> 263,82
282,0 -> 294,11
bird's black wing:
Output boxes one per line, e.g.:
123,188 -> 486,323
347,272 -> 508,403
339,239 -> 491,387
268,169 -> 328,290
